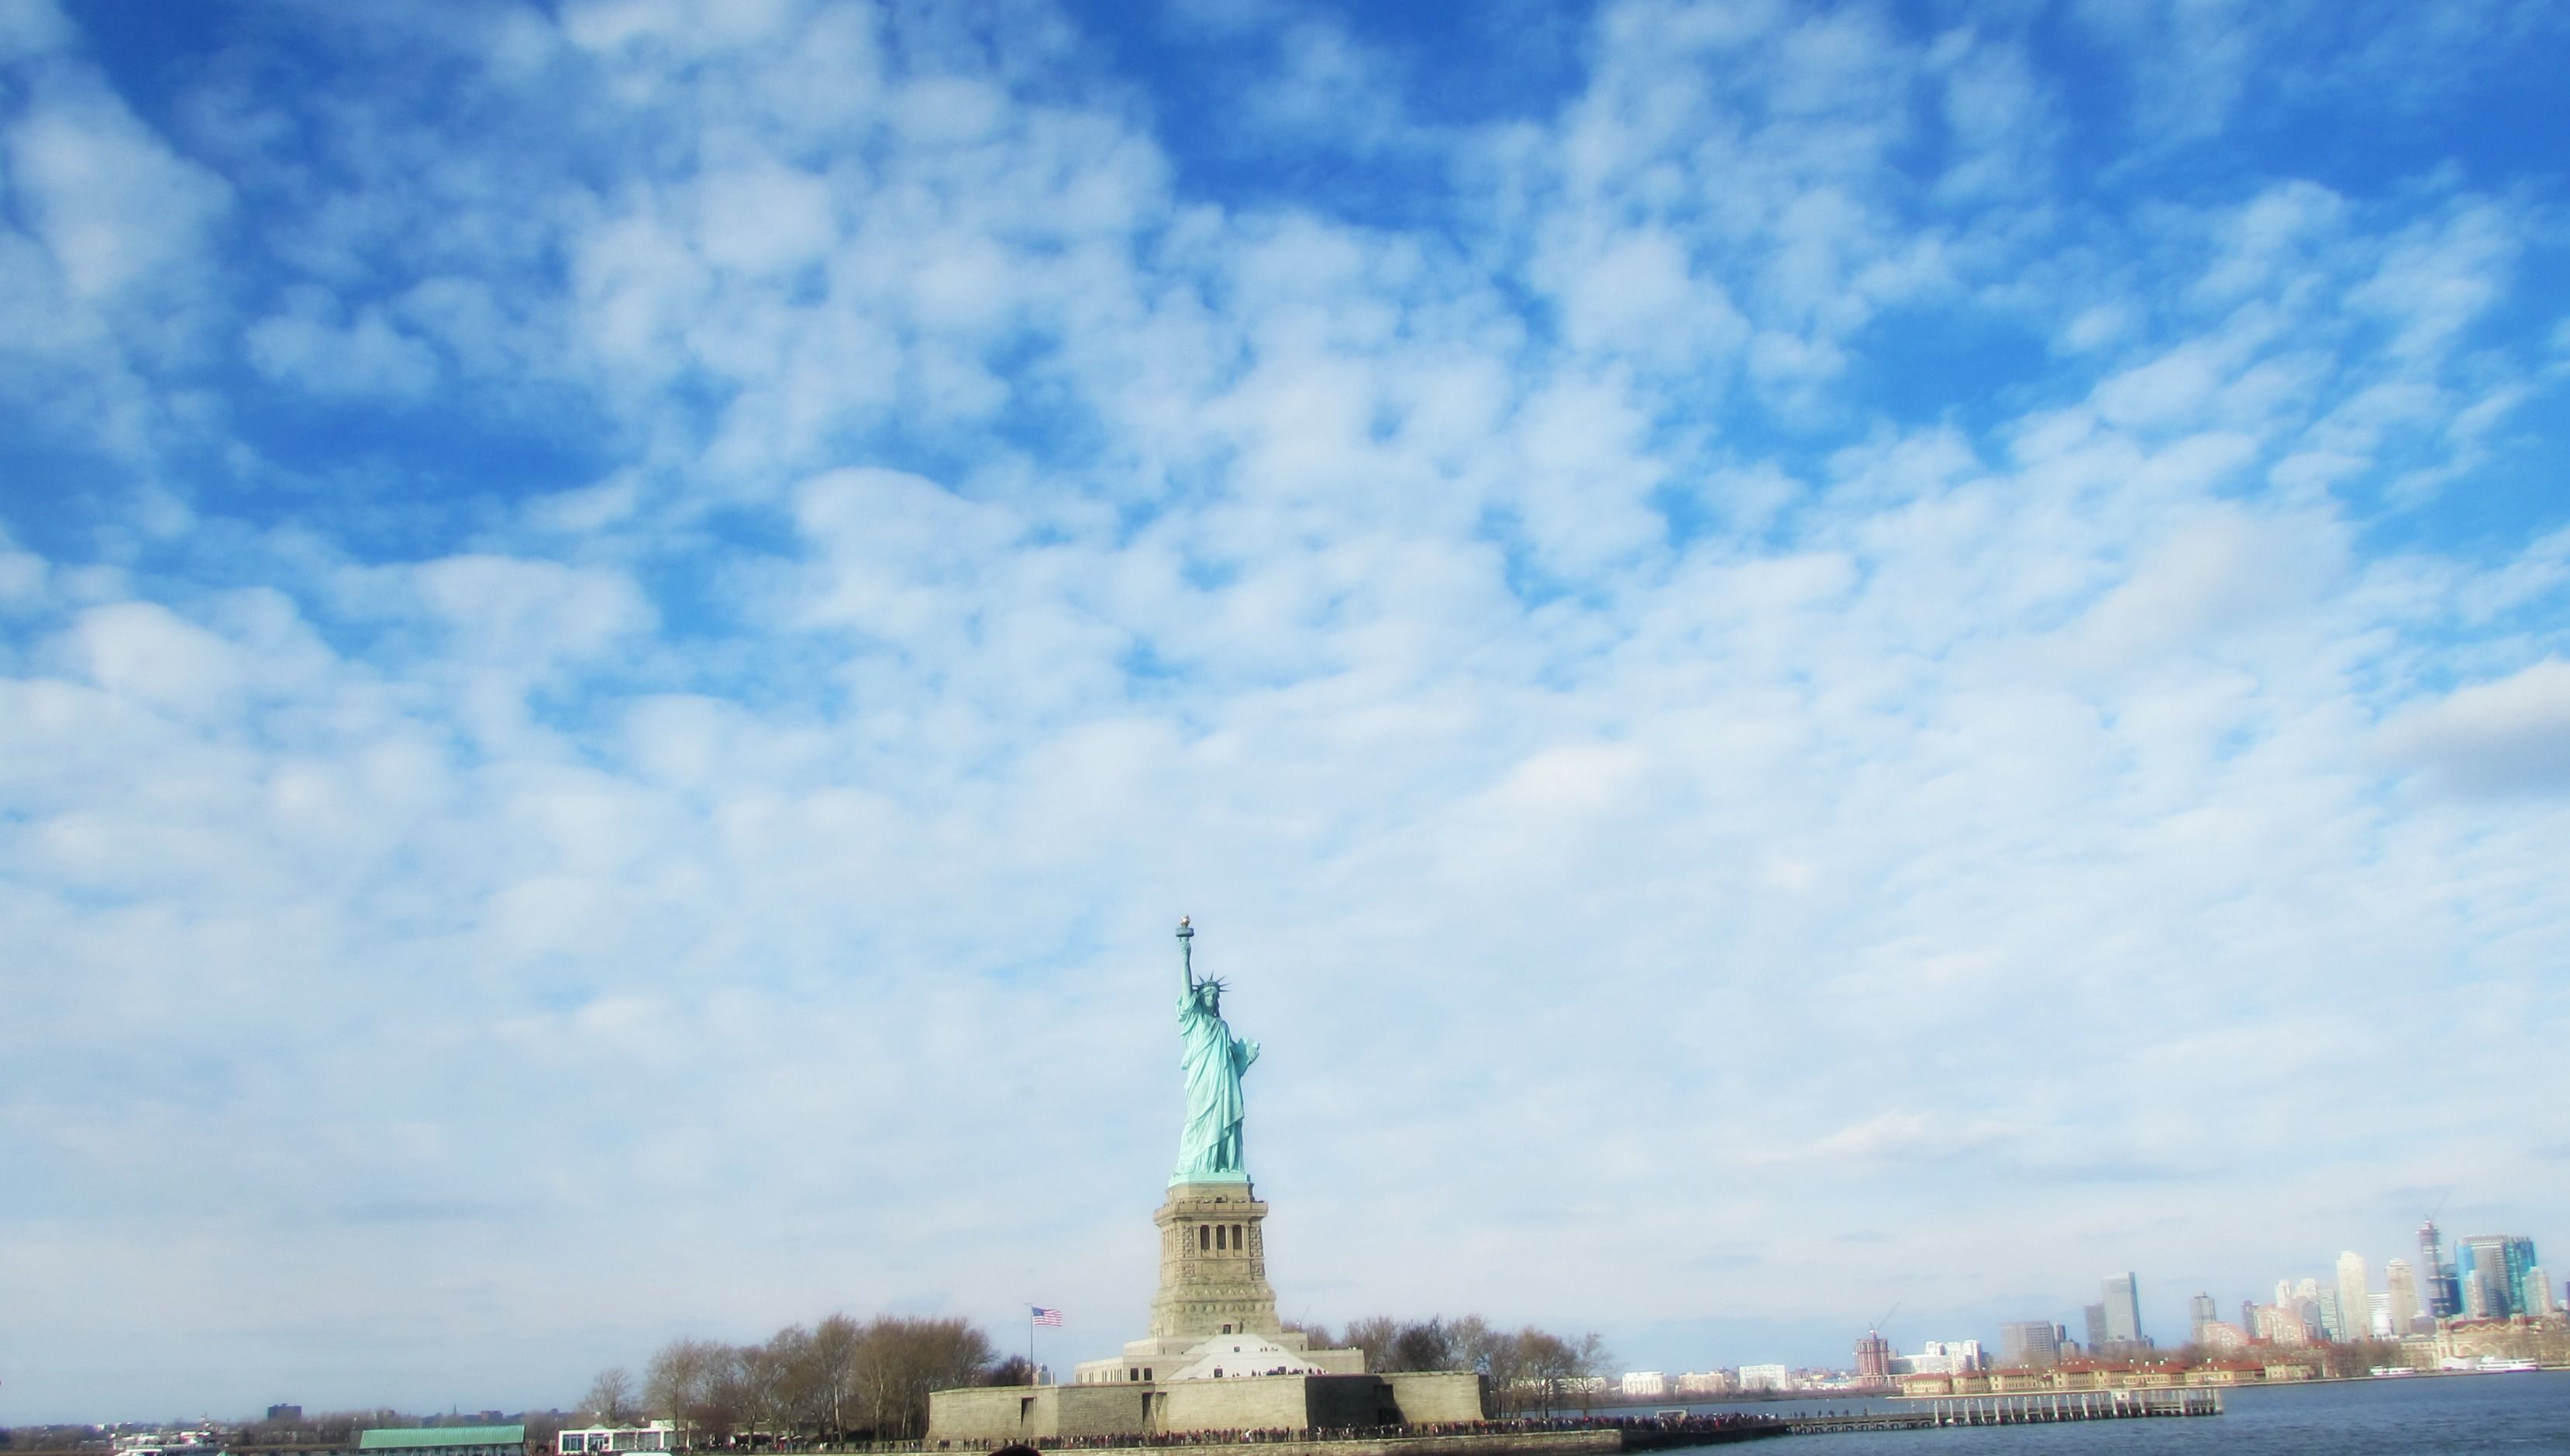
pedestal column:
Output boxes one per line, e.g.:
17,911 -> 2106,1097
1147,1180 -> 1280,1340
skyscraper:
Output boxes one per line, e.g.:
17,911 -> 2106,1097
2083,1303 -> 2108,1351
2189,1293 -> 2217,1344
2527,1268 -> 2559,1319
1854,1330 -> 1891,1382
2102,1272 -> 2146,1349
2314,1286 -> 2346,1342
2387,1258 -> 2420,1332
1998,1320 -> 2060,1368
2420,1220 -> 2461,1319
2335,1251 -> 2370,1344
2466,1266 -> 2503,1320
2458,1236 -> 2541,1320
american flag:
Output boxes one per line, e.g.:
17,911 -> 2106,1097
1032,1306 -> 1063,1327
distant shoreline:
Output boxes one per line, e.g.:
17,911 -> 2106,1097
1879,1366 -> 2567,1399
1560,1365 -> 2568,1410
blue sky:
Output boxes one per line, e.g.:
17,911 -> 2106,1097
4,0 -> 2568,1423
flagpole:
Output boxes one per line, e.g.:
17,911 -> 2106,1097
1030,1306 -> 1037,1388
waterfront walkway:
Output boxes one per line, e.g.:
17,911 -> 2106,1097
925,1416 -> 1789,1456
1782,1389 -> 2223,1434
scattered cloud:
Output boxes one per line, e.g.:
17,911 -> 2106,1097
2381,659 -> 2570,797
2,0 -> 2567,1424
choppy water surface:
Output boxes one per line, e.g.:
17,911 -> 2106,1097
1676,1371 -> 2570,1452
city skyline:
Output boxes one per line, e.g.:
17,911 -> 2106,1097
5,0 -> 2569,1427
22,1209 -> 2568,1426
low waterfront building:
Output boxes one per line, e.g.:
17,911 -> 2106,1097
1890,1340 -> 1983,1376
358,1427 -> 525,1456
556,1423 -> 676,1455
1903,1361 -> 2331,1398
1735,1364 -> 1790,1393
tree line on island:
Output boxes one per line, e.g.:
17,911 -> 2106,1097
587,1316 -> 997,1443
581,1313 -> 1616,1444
1324,1316 -> 1616,1414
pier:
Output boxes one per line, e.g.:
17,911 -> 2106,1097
1781,1389 -> 2223,1434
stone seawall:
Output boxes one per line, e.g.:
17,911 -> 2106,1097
935,1425 -> 1782,1456
956,1433 -> 1623,1456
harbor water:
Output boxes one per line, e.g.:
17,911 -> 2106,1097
1669,1370 -> 2570,1451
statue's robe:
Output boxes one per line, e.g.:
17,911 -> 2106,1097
1174,988 -> 1257,1179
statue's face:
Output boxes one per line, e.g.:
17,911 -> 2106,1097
1196,983 -> 1221,1012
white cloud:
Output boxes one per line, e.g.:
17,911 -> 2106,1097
5,77 -> 231,302
0,0 -> 70,60
2380,659 -> 2570,796
4,0 -> 2570,1421
0,530 -> 47,605
2063,503 -> 2337,668
409,555 -> 656,666
694,161 -> 835,275
1555,225 -> 1749,370
67,600 -> 245,717
2347,199 -> 2517,361
560,0 -> 804,57
246,293 -> 442,399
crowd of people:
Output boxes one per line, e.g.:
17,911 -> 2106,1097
925,1410 -> 1786,1451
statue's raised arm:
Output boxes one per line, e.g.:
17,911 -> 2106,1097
1170,917 -> 1253,1185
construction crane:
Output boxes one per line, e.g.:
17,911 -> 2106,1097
2421,1189 -> 2461,1320
1854,1302 -> 1901,1388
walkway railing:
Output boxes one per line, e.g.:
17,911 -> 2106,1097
1783,1389 -> 2222,1434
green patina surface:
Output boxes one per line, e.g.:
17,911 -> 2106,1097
1171,918 -> 1258,1185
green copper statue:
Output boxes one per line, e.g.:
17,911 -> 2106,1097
1172,916 -> 1257,1184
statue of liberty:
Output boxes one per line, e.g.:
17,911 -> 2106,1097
1172,917 -> 1257,1183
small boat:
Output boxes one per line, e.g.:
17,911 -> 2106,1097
2368,1367 -> 2418,1378
2474,1358 -> 2540,1374
115,1433 -> 223,1456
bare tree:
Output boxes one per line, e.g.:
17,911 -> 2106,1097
810,1313 -> 865,1437
581,1368 -> 637,1426
1473,1327 -> 1530,1416
853,1315 -> 995,1439
1518,1327 -> 1575,1416
1569,1332 -> 1614,1416
631,1313 -> 1001,1444
1280,1317 -> 1335,1352
1341,1316 -> 1400,1373
728,1337 -> 794,1441
1446,1316 -> 1495,1371
767,1324 -> 827,1437
646,1337 -> 737,1441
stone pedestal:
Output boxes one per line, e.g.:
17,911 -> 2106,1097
1151,1179 -> 1280,1340
1071,1180 -> 1367,1387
